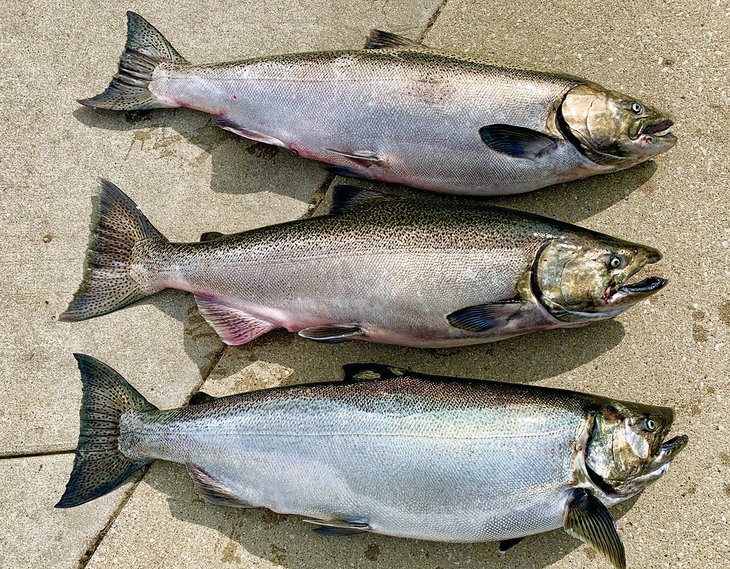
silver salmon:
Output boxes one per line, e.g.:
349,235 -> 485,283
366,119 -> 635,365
57,356 -> 688,569
79,12 -> 676,196
60,180 -> 666,348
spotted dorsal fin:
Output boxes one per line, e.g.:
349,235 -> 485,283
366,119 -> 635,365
364,29 -> 421,50
329,185 -> 392,214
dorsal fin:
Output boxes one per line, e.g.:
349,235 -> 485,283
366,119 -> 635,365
364,29 -> 421,49
329,185 -> 392,214
188,391 -> 217,405
341,364 -> 409,382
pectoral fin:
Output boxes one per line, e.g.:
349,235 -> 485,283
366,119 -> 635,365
447,300 -> 525,332
303,518 -> 371,536
194,295 -> 275,345
298,325 -> 364,343
564,488 -> 626,569
479,125 -> 559,159
186,463 -> 255,508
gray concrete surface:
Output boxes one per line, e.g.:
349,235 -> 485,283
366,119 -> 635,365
1,0 -> 727,567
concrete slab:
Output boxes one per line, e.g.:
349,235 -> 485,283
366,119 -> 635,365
0,453 -> 136,569
2,0 -> 728,568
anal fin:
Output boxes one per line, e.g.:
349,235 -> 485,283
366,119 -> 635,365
303,518 -> 371,536
447,300 -> 525,332
212,115 -> 286,147
186,462 -> 256,508
564,488 -> 626,569
194,295 -> 275,345
298,325 -> 364,343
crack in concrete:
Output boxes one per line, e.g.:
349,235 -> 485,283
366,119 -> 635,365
0,448 -> 74,460
76,470 -> 146,569
418,0 -> 450,42
303,172 -> 336,218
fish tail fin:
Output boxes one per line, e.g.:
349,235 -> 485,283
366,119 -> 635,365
56,354 -> 158,508
60,179 -> 168,322
78,11 -> 188,111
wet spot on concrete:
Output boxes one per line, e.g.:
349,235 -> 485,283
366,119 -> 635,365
689,403 -> 702,416
364,543 -> 381,561
42,233 -> 53,243
220,541 -> 241,564
724,483 -> 730,497
247,142 -> 280,160
270,544 -> 287,564
693,323 -> 709,342
720,452 -> 730,467
720,300 -> 730,326
681,483 -> 697,497
692,309 -> 706,321
584,547 -> 597,560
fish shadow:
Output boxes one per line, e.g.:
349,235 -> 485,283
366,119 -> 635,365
141,460 -> 640,569
72,107 -> 658,219
131,290 -> 224,381
206,319 -> 626,387
73,107 -> 330,205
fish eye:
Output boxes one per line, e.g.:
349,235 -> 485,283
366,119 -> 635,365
640,418 -> 658,432
630,102 -> 643,114
608,254 -> 625,269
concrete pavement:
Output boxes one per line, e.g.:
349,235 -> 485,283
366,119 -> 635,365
1,0 -> 727,568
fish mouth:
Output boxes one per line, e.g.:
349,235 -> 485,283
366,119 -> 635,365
633,117 -> 676,144
653,434 -> 689,466
603,247 -> 666,305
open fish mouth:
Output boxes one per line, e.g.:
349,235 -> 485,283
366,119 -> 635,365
603,253 -> 666,305
653,434 -> 689,466
634,117 -> 676,143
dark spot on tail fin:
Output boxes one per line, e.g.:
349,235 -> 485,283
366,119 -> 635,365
78,12 -> 188,111
364,30 -> 420,49
341,364 -> 409,382
56,355 -> 157,508
59,180 -> 167,322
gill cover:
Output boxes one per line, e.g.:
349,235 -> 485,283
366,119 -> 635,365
559,84 -> 675,165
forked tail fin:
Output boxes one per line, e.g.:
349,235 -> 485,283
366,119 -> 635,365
78,11 -> 188,110
56,354 -> 157,508
59,179 -> 167,322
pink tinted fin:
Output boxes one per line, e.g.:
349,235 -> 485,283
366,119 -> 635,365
185,463 -> 255,508
212,115 -> 286,147
193,295 -> 275,345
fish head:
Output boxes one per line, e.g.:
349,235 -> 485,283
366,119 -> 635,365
559,83 -> 676,166
584,400 -> 688,499
533,234 -> 665,322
